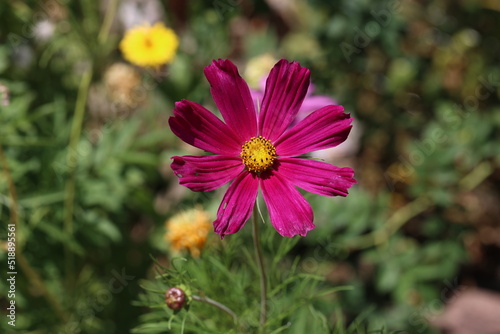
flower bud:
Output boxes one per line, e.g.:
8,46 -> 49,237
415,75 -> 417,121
165,287 -> 186,310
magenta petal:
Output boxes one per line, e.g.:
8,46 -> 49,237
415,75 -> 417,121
204,59 -> 257,142
277,158 -> 356,197
275,105 -> 352,157
259,59 -> 310,142
169,100 -> 241,155
213,172 -> 258,237
260,172 -> 314,237
171,155 -> 243,192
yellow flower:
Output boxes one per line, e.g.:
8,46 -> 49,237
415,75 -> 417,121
243,53 -> 278,89
164,207 -> 211,258
119,22 -> 179,67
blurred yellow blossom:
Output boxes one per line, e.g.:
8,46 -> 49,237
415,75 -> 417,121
119,22 -> 179,67
243,53 -> 277,89
164,207 -> 211,258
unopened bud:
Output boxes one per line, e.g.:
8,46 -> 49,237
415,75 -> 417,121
165,287 -> 186,310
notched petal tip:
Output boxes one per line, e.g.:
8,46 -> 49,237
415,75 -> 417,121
276,159 -> 356,198
277,221 -> 316,238
204,59 -> 238,81
275,58 -> 305,70
170,156 -> 186,178
338,167 -> 357,196
170,155 -> 243,192
172,99 -> 190,112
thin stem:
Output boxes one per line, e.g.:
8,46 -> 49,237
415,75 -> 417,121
192,295 -> 239,323
64,67 -> 92,286
98,0 -> 119,45
459,160 -> 493,191
346,196 -> 432,250
252,205 -> 267,329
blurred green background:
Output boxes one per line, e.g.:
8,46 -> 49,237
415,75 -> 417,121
1,0 -> 500,333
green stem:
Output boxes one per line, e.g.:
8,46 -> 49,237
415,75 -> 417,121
192,295 -> 239,323
252,205 -> 267,329
459,161 -> 493,191
63,68 -> 92,286
346,196 -> 432,250
98,0 -> 119,45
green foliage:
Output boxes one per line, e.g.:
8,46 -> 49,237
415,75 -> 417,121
133,230 -> 354,334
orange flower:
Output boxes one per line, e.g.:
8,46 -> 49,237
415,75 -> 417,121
164,207 -> 211,258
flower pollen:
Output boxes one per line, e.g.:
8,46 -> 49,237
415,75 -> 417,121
240,136 -> 276,172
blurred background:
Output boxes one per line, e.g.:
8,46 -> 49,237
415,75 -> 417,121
1,0 -> 500,333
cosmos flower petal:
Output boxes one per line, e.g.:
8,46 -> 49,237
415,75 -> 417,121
204,59 -> 257,142
259,59 -> 310,142
213,172 -> 258,237
171,155 -> 244,192
277,158 -> 356,197
169,100 -> 242,155
275,105 -> 352,157
260,172 -> 314,237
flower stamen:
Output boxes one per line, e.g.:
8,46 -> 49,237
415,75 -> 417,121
240,136 -> 276,173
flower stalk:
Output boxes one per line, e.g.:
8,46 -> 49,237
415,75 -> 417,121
192,294 -> 239,324
64,67 -> 92,287
252,205 -> 268,329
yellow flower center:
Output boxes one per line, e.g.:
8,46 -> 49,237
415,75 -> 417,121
240,136 -> 277,173
144,36 -> 153,48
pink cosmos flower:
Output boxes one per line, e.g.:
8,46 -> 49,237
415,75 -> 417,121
169,59 -> 356,238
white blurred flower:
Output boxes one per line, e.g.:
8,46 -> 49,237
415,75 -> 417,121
118,0 -> 165,30
34,20 -> 56,42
